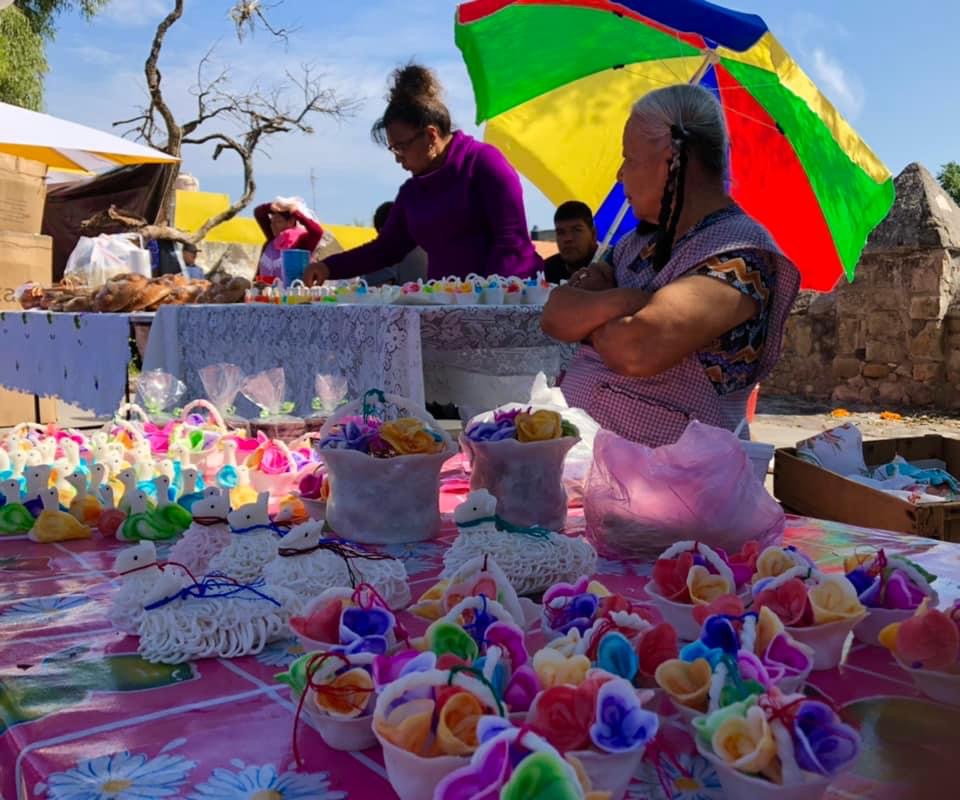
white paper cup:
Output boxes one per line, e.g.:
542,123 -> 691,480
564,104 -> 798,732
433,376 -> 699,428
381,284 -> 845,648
503,290 -> 524,305
569,748 -> 646,800
854,607 -> 913,647
894,656 -> 960,706
644,582 -> 702,641
522,285 -> 550,305
786,615 -> 865,671
483,287 -> 505,305
375,728 -> 469,800
310,712 -> 378,751
695,738 -> 832,800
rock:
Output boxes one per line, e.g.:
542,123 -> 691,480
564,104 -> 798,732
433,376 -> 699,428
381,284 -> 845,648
910,296 -> 942,320
911,263 -> 943,294
862,363 -> 891,379
807,293 -> 836,317
908,322 -> 944,360
790,321 -> 813,357
866,310 -> 904,340
865,341 -> 904,363
848,375 -> 866,390
913,363 -> 942,383
908,384 -> 935,406
878,381 -> 906,405
832,385 -> 861,405
866,163 -> 960,252
836,318 -> 863,354
831,357 -> 862,381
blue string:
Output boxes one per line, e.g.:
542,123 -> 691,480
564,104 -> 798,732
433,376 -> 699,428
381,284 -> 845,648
144,575 -> 282,611
230,523 -> 290,537
458,515 -> 554,542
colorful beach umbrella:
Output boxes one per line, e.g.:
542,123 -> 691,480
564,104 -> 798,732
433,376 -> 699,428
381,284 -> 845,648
455,0 -> 895,290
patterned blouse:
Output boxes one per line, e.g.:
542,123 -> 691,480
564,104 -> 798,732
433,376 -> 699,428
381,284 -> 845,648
618,206 -> 775,395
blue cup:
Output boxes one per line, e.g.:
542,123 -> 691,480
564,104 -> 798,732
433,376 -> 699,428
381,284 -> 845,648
281,249 -> 310,287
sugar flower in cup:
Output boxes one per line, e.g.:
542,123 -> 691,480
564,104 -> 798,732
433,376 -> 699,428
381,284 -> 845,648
694,690 -> 861,794
656,606 -> 814,717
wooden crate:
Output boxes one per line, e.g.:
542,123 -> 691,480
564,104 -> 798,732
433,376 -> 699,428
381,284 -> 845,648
774,435 -> 960,541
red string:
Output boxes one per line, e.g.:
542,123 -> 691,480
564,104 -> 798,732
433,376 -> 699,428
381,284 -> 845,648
292,651 -> 372,768
116,558 -> 199,586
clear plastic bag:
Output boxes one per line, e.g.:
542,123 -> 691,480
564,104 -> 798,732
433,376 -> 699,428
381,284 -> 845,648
241,368 -> 296,420
136,369 -> 186,423
64,234 -> 145,288
584,421 -> 784,560
199,363 -> 246,421
318,392 -> 457,545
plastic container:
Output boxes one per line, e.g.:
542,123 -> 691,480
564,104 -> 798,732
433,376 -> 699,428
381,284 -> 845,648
894,656 -> 960,706
742,440 -> 775,483
319,394 -> 456,544
281,249 -> 310,287
459,431 -> 577,530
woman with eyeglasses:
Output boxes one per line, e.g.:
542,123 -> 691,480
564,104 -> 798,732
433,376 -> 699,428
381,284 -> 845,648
304,64 -> 541,286
253,197 -> 325,283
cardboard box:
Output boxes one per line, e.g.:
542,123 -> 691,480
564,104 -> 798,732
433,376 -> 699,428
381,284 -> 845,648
0,229 -> 57,425
0,153 -> 47,235
0,231 -> 53,308
774,435 -> 960,541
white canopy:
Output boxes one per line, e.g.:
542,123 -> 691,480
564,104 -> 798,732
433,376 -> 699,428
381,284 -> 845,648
0,101 -> 179,175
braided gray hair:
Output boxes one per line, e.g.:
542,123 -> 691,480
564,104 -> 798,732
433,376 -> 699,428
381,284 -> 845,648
629,85 -> 729,269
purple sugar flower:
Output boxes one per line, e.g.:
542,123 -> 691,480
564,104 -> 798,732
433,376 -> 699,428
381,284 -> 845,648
792,701 -> 861,777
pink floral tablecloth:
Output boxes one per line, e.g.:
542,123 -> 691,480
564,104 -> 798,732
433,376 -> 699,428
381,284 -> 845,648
2,490 -> 959,800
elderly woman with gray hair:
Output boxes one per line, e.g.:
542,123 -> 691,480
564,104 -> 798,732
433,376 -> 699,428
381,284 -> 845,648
542,84 -> 800,448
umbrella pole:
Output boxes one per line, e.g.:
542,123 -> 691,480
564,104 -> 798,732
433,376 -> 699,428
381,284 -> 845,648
591,51 -> 719,263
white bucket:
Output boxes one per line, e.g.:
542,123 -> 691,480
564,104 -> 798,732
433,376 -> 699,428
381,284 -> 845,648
742,440 -> 774,484
128,248 -> 153,278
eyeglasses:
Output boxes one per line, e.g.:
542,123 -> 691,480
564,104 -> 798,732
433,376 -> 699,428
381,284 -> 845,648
387,130 -> 426,155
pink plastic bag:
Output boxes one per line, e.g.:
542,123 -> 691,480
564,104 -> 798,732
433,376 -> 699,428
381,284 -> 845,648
584,421 -> 784,560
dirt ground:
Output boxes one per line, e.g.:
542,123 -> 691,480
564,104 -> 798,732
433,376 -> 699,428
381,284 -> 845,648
751,396 -> 960,450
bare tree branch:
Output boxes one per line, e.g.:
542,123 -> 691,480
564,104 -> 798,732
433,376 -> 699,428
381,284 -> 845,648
111,0 -> 356,241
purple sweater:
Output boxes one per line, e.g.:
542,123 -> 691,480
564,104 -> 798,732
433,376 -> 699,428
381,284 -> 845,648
325,132 -> 542,281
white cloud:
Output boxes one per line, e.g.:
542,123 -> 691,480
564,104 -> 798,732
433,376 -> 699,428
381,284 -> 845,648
100,0 -> 170,26
810,47 -> 865,119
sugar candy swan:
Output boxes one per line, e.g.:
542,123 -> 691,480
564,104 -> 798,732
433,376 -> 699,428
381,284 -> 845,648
168,488 -> 232,574
0,478 -> 34,535
28,487 -> 91,543
442,490 -> 597,596
207,492 -> 283,583
110,541 -> 189,634
263,521 -> 410,615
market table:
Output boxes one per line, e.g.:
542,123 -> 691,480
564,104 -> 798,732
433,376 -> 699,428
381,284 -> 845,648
2,489 -> 958,799
0,310 -> 133,418
143,303 -> 572,419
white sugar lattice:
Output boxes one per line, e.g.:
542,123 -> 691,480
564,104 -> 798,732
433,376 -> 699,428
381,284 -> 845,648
110,542 -> 190,635
207,530 -> 279,584
262,548 -> 410,616
442,524 -> 597,597
137,591 -> 288,664
167,522 -> 231,576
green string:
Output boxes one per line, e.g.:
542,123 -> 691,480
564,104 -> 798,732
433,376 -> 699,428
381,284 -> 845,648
361,389 -> 387,424
447,664 -> 505,717
458,515 -> 555,542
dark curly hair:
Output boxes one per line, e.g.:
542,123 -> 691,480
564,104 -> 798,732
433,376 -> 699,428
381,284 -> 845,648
371,64 -> 452,146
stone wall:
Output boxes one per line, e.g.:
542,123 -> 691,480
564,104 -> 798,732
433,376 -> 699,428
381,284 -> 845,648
764,163 -> 960,410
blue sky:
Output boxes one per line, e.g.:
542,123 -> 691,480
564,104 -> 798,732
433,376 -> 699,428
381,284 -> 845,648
42,0 -> 960,229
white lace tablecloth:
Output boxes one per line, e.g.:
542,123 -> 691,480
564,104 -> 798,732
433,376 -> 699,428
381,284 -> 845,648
0,310 -> 131,415
143,304 -> 571,418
